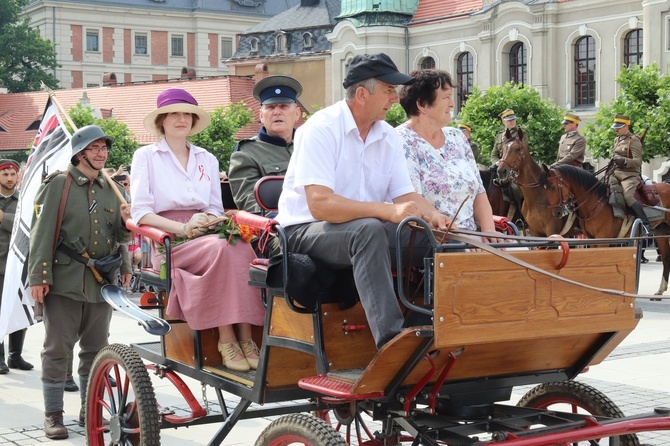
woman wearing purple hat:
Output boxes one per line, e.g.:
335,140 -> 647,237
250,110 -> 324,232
130,88 -> 264,372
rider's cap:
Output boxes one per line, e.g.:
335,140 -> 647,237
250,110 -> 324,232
457,123 -> 472,132
562,113 -> 581,125
611,114 -> 631,129
0,159 -> 20,172
253,75 -> 303,105
500,108 -> 516,121
342,53 -> 415,89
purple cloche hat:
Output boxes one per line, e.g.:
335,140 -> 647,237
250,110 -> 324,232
143,88 -> 211,136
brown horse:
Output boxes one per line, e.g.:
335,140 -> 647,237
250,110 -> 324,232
496,129 -> 576,237
479,167 -> 524,227
541,164 -> 670,295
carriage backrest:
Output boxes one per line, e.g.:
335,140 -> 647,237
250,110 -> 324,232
221,180 -> 238,210
254,176 -> 284,216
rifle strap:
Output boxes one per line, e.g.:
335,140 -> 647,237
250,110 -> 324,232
52,172 -> 72,255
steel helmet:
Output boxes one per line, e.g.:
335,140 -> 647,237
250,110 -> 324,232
71,125 -> 113,158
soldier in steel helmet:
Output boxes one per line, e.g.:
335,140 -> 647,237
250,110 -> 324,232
28,125 -> 131,439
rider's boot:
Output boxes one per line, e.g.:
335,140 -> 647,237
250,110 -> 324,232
629,202 -> 654,236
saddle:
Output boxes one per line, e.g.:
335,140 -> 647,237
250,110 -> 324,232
635,182 -> 660,206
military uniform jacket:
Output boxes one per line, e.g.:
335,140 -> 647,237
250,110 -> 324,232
468,138 -> 480,161
556,131 -> 586,166
612,132 -> 643,176
28,165 -> 130,303
229,129 -> 293,213
0,189 -> 18,275
491,127 -> 528,164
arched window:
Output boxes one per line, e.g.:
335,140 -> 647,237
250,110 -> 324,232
303,32 -> 313,50
624,29 -> 643,66
250,37 -> 259,53
456,52 -> 473,112
275,33 -> 286,54
574,36 -> 596,106
509,42 -> 527,85
420,57 -> 435,69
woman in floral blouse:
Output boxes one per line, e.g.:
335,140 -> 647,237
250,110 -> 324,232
396,69 -> 497,236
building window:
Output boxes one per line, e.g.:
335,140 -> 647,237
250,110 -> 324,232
509,42 -> 527,84
135,33 -> 148,55
420,57 -> 435,69
456,52 -> 473,112
303,32 -> 313,49
221,37 -> 233,59
86,29 -> 99,52
250,37 -> 259,54
275,33 -> 286,54
171,35 -> 184,57
574,36 -> 596,106
624,29 -> 643,66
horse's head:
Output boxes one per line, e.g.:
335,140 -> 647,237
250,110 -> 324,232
497,128 -> 526,182
540,165 -> 573,219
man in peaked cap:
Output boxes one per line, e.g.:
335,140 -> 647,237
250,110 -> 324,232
491,108 -> 529,165
553,112 -> 586,167
609,114 -> 653,235
276,53 -> 453,350
0,159 -> 34,375
457,122 -> 480,161
229,75 -> 303,213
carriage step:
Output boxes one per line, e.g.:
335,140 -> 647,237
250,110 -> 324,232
298,374 -> 384,400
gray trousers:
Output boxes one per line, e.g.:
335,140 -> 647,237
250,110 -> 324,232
41,294 -> 112,383
285,218 -> 431,349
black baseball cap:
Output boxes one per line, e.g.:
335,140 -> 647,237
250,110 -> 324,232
342,53 -> 415,89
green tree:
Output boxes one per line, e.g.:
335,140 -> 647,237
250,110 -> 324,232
190,102 -> 254,173
385,103 -> 407,127
67,103 -> 139,169
0,0 -> 60,92
457,83 -> 565,165
583,63 -> 670,161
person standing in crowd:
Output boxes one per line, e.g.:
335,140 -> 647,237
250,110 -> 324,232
130,89 -> 264,372
553,112 -> 586,167
29,125 -> 131,440
229,75 -> 303,213
490,108 -> 528,165
0,159 -> 33,375
609,114 -> 653,235
456,122 -> 480,161
396,70 -> 498,235
276,53 -> 453,350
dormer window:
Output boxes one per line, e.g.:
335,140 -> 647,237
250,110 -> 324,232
275,32 -> 287,54
303,32 -> 313,50
250,37 -> 259,54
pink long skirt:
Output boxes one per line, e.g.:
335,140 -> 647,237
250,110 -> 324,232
157,210 -> 265,330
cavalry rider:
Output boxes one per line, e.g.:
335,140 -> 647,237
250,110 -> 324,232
490,108 -> 528,166
457,122 -> 480,161
553,112 -> 586,167
609,114 -> 653,236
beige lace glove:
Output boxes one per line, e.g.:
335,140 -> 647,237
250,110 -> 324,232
182,212 -> 209,239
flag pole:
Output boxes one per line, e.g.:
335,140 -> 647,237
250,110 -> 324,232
47,91 -> 128,205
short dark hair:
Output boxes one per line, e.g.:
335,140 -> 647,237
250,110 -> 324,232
399,69 -> 456,118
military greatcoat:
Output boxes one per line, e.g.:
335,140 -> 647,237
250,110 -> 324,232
28,165 -> 130,303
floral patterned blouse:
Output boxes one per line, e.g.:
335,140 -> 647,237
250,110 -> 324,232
396,123 -> 485,230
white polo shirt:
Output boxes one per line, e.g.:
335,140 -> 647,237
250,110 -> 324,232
276,100 -> 415,228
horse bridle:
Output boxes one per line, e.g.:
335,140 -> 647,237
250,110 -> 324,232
545,168 -> 607,222
498,138 -> 524,182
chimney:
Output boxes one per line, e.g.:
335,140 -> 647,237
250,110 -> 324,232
181,67 -> 196,80
102,72 -> 117,86
254,63 -> 269,84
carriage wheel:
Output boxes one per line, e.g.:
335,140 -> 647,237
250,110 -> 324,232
517,380 -> 640,446
86,343 -> 161,446
254,413 -> 347,446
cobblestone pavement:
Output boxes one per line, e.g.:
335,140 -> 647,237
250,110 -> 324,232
1,258 -> 669,445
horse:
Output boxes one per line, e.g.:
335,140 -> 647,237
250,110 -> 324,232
496,129 -> 576,237
540,164 -> 670,296
479,167 -> 524,227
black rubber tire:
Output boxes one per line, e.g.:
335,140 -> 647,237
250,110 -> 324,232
86,343 -> 161,446
518,380 -> 640,446
254,413 -> 347,446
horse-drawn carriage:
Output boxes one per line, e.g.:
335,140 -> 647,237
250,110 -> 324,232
84,179 -> 670,446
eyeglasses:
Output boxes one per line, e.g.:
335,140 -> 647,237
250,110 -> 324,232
85,145 -> 110,154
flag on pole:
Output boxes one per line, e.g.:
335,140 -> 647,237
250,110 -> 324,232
0,97 -> 72,339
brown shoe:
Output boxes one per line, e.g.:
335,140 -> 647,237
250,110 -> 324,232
44,411 -> 69,439
239,340 -> 260,370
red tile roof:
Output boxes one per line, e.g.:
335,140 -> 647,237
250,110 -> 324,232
410,0 -> 483,26
0,76 -> 306,153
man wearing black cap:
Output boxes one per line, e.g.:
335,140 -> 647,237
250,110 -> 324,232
553,112 -> 586,167
609,114 -> 652,235
276,53 -> 453,350
229,75 -> 303,213
0,159 -> 33,375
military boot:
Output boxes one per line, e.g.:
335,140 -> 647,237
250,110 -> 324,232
44,411 -> 69,439
7,329 -> 33,370
629,202 -> 654,236
0,343 -> 8,374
